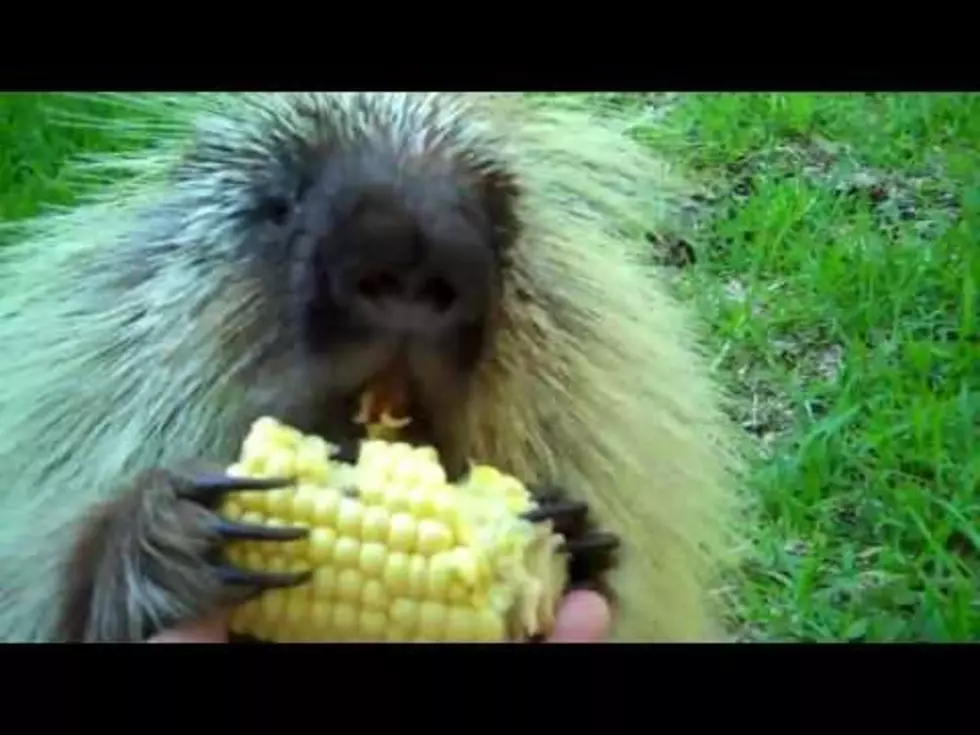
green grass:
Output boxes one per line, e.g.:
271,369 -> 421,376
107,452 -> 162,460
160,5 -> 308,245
0,92 -> 976,641
631,92 -> 980,641
0,93 -> 134,222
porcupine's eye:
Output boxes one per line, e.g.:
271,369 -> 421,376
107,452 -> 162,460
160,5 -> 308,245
254,170 -> 315,229
258,196 -> 293,227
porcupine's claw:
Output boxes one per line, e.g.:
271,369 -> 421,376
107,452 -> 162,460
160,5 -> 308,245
522,495 -> 621,642
177,472 -> 313,594
212,518 -> 310,542
176,472 -> 294,503
560,532 -> 620,556
329,439 -> 362,465
522,485 -> 621,598
522,499 -> 589,532
216,565 -> 313,590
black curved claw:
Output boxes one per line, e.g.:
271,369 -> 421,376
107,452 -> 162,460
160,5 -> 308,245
177,472 -> 293,505
330,440 -> 361,465
560,532 -> 621,556
216,565 -> 313,591
213,518 -> 310,542
523,499 -> 589,525
526,484 -> 565,505
523,483 -> 619,596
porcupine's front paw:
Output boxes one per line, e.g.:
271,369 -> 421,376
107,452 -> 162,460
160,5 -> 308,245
525,486 -> 621,596
57,467 -> 310,642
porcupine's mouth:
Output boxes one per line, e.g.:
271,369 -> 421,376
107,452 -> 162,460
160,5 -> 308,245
347,345 -> 479,483
288,325 -> 479,477
333,356 -> 441,462
353,360 -> 419,438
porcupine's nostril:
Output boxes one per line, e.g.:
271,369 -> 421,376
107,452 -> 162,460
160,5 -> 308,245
321,192 -> 489,337
356,271 -> 402,302
415,276 -> 457,315
355,269 -> 458,318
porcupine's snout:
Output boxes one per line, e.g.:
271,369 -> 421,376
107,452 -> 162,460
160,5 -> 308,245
333,197 -> 495,340
267,146 -> 509,452
299,167 -> 502,379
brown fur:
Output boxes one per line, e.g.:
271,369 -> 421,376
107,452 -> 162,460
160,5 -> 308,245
57,470 -> 225,641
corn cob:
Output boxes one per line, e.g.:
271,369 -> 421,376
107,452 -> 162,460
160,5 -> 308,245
219,416 -> 569,642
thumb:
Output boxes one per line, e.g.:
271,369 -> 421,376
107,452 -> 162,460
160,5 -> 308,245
147,612 -> 231,643
547,590 -> 611,642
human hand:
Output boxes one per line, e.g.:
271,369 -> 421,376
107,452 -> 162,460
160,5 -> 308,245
543,589 -> 611,642
147,611 -> 231,642
147,589 -> 611,643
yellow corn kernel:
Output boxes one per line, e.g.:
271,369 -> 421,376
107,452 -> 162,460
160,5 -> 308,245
405,486 -> 435,517
222,500 -> 244,521
426,552 -> 455,599
263,450 -> 296,481
429,488 -> 457,527
332,603 -> 358,638
405,555 -> 428,598
308,527 -> 337,564
385,626 -> 413,642
311,567 -> 337,598
382,552 -> 411,596
359,610 -> 388,640
333,537 -> 360,568
358,479 -> 387,506
335,497 -> 363,536
361,506 -> 391,543
417,519 -> 454,555
312,490 -> 341,526
291,486 -> 318,525
387,513 -> 417,553
222,416 -> 571,642
362,579 -> 388,609
359,542 -> 387,577
445,606 -> 477,640
447,582 -> 471,604
389,598 -> 419,630
383,486 -> 412,514
260,588 -> 286,623
449,547 -> 481,586
308,601 -> 330,637
284,590 -> 309,628
336,568 -> 363,603
417,601 -> 448,641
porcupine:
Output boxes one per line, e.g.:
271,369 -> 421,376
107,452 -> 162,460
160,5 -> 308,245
0,92 -> 745,642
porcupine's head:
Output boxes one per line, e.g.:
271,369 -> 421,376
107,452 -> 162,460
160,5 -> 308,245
169,93 -> 522,469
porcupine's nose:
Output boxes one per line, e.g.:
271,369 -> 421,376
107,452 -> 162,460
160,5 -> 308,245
355,265 -> 459,325
334,194 -> 493,337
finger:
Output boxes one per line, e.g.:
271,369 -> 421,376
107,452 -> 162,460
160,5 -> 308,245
147,613 -> 231,643
547,590 -> 611,643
